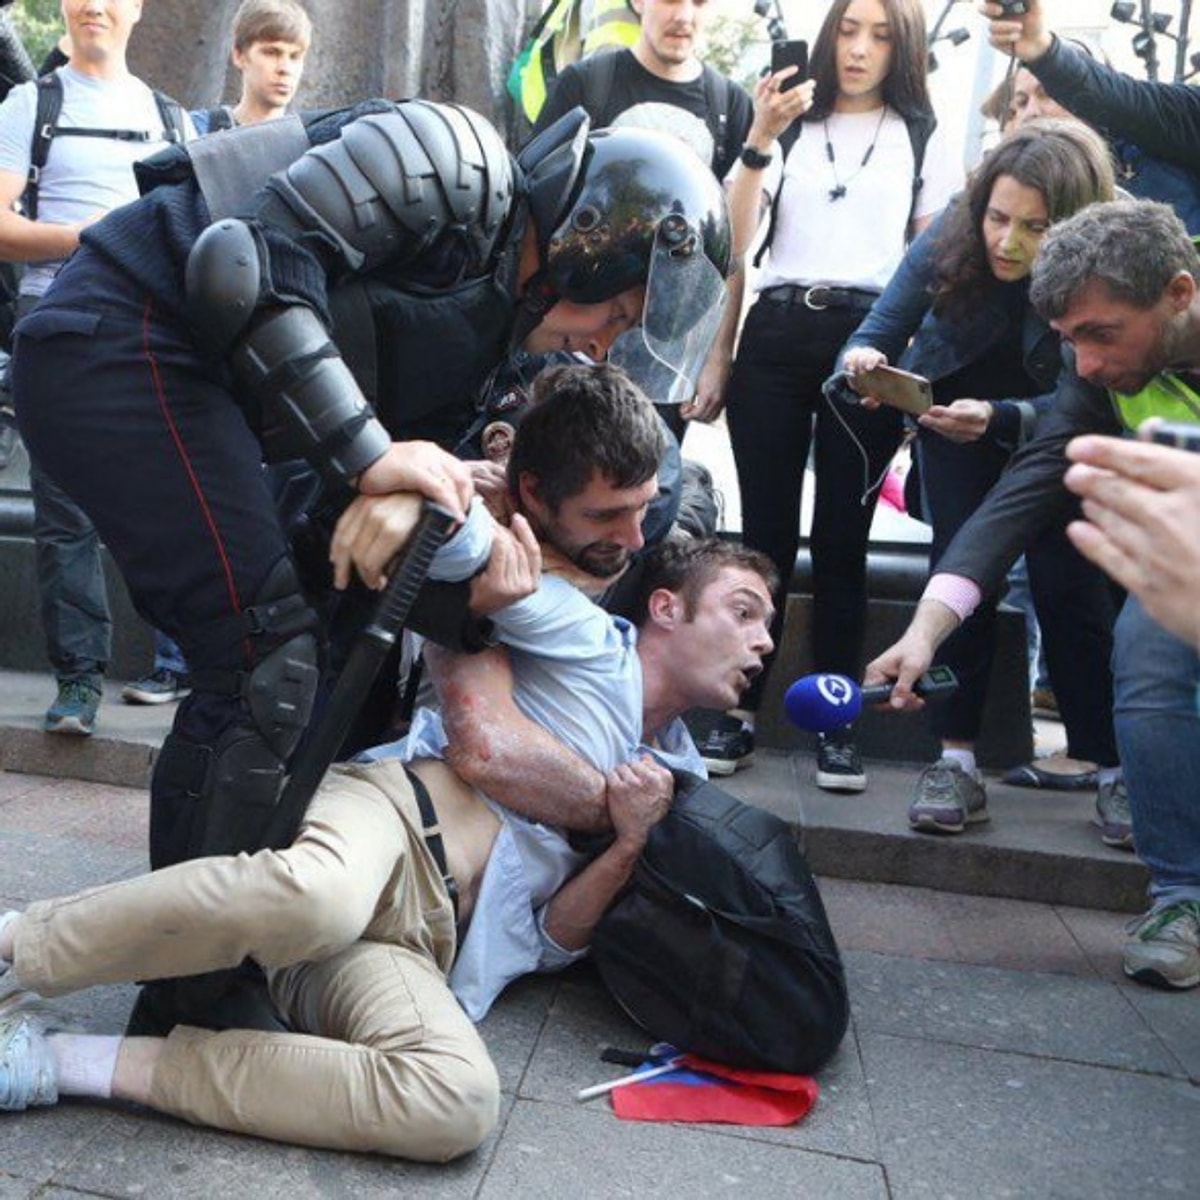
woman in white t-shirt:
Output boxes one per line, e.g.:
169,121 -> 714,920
723,0 -> 959,792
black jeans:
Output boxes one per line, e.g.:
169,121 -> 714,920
917,426 -> 1119,763
726,298 -> 904,707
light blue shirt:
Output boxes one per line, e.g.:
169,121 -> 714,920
363,502 -> 704,1018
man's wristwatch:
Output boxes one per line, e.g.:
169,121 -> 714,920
739,144 -> 773,170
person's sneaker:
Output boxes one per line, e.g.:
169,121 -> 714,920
908,759 -> 989,834
1031,686 -> 1060,721
1123,900 -> 1200,990
1095,775 -> 1134,851
695,717 -> 755,777
0,1004 -> 57,1111
0,409 -> 17,472
816,733 -> 866,792
43,681 -> 101,736
120,668 -> 190,706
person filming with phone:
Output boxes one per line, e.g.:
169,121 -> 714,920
831,120 -> 1118,833
866,198 -> 1200,991
721,0 -> 961,795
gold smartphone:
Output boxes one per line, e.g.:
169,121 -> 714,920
852,364 -> 933,416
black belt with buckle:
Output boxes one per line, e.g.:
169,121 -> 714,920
404,766 -> 460,917
759,284 -> 881,313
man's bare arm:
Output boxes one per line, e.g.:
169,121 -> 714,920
427,643 -> 611,833
541,755 -> 673,951
0,167 -> 90,262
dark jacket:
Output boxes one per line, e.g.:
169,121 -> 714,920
1030,36 -> 1200,231
934,356 -> 1122,596
829,211 -> 1061,451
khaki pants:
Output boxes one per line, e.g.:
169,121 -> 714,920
13,761 -> 499,1161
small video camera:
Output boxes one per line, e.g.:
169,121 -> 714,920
994,0 -> 1029,14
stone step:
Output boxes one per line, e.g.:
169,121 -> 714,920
0,669 -> 1148,914
724,750 -> 1147,914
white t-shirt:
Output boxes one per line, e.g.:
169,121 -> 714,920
0,67 -> 193,296
758,105 -> 960,294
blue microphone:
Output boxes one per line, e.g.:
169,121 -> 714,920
784,667 -> 960,732
783,673 -> 864,733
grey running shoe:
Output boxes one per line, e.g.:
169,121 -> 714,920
1123,900 -> 1200,990
816,733 -> 866,792
0,1003 -> 57,1111
1095,775 -> 1134,850
43,680 -> 101,736
908,758 -> 989,834
121,668 -> 190,706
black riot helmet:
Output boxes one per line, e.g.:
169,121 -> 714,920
519,113 -> 732,404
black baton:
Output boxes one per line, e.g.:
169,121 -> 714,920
263,501 -> 457,849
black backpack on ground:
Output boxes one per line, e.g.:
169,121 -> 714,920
590,772 -> 850,1075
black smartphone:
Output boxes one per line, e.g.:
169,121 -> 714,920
1148,419 -> 1200,453
770,39 -> 808,92
994,0 -> 1029,13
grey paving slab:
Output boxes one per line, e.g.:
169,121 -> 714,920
0,831 -> 141,902
0,779 -> 145,850
476,971 -> 559,1095
1055,903 -> 1136,982
0,1177 -> 38,1200
1118,986 -> 1200,1084
820,878 -> 1104,978
518,972 -> 880,1163
53,1105 -> 498,1200
0,1105 -> 120,1189
862,1031 -> 1199,1200
41,982 -> 139,1039
480,1099 -> 888,1199
846,950 -> 1182,1077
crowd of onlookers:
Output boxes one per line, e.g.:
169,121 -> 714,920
0,0 -> 1197,1165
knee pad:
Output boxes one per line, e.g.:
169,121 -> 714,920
153,561 -> 322,862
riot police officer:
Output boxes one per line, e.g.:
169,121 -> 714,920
12,100 -> 729,883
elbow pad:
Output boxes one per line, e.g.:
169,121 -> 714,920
230,304 -> 391,484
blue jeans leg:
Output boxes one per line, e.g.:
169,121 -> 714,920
29,455 -> 111,685
1112,595 -> 1200,908
152,629 -> 188,676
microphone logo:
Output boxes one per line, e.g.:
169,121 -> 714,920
816,673 -> 857,709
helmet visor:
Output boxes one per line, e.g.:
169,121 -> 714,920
608,224 -> 727,407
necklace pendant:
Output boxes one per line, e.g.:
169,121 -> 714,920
828,185 -> 847,201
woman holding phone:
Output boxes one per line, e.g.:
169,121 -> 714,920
833,119 -> 1120,833
723,0 -> 959,793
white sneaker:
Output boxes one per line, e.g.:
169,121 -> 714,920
1123,901 -> 1200,990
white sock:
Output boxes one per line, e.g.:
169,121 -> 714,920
942,748 -> 977,776
48,1033 -> 122,1099
0,910 -> 18,969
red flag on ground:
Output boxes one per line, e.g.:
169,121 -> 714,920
611,1053 -> 819,1126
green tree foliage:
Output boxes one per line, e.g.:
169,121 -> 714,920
703,13 -> 769,92
10,0 -> 63,72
